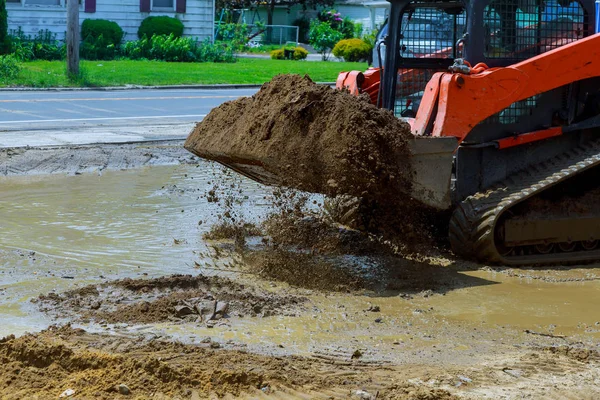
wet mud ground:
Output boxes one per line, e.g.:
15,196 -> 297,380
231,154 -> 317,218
1,141 -> 600,399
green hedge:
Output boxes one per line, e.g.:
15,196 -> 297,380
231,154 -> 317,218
332,38 -> 371,62
81,19 -> 124,60
81,19 -> 124,46
0,54 -> 20,81
138,16 -> 184,39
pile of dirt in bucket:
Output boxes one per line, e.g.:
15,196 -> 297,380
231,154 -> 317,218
184,74 -> 413,202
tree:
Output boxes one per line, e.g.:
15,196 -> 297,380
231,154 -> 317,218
0,0 -> 9,54
308,20 -> 342,60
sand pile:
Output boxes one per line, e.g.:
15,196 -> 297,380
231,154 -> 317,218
185,74 -> 413,201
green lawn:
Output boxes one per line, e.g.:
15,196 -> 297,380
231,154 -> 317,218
6,58 -> 368,88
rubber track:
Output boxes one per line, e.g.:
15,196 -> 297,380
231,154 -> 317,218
449,138 -> 600,265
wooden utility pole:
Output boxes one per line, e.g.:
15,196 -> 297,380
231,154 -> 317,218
66,0 -> 79,77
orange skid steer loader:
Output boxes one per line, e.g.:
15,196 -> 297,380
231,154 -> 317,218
333,0 -> 600,265
190,0 -> 600,265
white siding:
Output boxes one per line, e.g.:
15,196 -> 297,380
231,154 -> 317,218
335,5 -> 386,32
6,0 -> 214,42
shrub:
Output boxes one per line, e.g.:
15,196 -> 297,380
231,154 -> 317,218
0,0 -> 8,54
121,34 -> 234,63
138,16 -> 184,39
9,29 -> 64,61
353,22 -> 364,39
317,10 -> 355,39
0,54 -> 20,82
309,21 -> 344,61
332,38 -> 371,62
80,35 -> 118,60
362,28 -> 377,49
270,49 -> 284,60
216,23 -> 250,51
147,34 -> 194,61
293,46 -> 308,60
197,40 -> 235,63
270,47 -> 308,60
81,19 -> 124,46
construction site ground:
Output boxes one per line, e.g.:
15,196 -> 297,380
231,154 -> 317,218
1,141 -> 600,400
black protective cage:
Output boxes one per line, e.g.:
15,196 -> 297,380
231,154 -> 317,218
380,0 -> 595,117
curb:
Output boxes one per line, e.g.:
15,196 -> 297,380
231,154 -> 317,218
0,82 -> 337,92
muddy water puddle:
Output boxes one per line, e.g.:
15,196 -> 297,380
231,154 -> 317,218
427,270 -> 600,338
1,162 -> 600,357
151,271 -> 600,363
0,163 -> 269,336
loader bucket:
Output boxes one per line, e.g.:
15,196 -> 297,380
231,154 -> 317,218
186,135 -> 456,211
407,136 -> 456,210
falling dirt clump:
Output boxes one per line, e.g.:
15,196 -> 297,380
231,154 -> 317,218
203,221 -> 262,242
184,74 -> 413,202
244,249 -> 365,292
262,205 -> 390,256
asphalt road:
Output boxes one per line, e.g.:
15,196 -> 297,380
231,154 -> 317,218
0,88 -> 258,147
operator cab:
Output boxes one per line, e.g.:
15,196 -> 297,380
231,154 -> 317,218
378,0 -> 591,118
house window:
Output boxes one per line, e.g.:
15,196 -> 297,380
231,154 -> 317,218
153,0 -> 173,8
26,0 -> 61,5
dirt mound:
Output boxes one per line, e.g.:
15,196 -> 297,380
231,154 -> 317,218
36,274 -> 306,325
0,326 -> 319,399
185,74 -> 413,201
0,326 -> 468,400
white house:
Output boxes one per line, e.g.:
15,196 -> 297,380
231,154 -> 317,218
250,0 -> 388,35
6,0 -> 215,42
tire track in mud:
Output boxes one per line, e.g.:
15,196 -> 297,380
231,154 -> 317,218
453,348 -> 600,399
